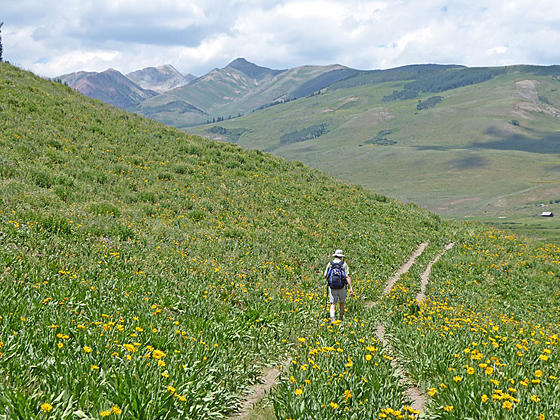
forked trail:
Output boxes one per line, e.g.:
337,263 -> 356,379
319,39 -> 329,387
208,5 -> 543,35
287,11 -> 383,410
367,242 -> 428,310
234,242 -> 453,419
374,242 -> 454,416
417,243 -> 454,303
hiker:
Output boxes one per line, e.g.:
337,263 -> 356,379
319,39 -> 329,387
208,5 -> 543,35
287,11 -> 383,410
324,249 -> 353,323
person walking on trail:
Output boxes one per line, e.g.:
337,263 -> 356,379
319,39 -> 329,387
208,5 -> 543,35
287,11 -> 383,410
324,249 -> 353,323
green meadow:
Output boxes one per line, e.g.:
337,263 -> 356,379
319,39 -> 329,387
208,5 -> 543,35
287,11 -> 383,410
1,62 -> 559,419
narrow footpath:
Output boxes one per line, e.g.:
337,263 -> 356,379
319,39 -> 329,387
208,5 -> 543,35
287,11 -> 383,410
373,242 -> 454,417
232,360 -> 291,419
367,242 -> 428,309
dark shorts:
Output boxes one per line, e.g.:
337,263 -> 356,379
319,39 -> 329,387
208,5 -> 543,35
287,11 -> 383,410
328,286 -> 347,304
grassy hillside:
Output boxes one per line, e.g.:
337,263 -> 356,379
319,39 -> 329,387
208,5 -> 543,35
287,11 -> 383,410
0,62 -> 450,418
383,229 -> 560,418
189,67 -> 560,240
2,62 -> 560,419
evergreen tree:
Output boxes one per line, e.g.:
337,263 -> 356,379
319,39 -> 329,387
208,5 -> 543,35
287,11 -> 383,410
0,22 -> 4,62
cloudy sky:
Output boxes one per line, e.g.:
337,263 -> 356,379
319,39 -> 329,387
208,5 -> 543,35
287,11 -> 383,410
3,0 -> 560,78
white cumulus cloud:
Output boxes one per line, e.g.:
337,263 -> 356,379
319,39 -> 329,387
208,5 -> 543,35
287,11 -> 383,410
1,0 -> 559,78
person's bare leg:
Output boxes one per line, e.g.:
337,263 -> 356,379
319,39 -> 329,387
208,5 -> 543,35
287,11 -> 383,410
339,302 -> 345,321
330,303 -> 336,323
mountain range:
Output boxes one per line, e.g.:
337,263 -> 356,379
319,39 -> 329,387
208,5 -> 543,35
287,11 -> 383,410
57,64 -> 195,111
57,58 -> 360,124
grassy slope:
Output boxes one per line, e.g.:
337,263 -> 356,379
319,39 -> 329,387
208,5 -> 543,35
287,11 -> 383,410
0,62 -> 453,418
188,71 -> 560,240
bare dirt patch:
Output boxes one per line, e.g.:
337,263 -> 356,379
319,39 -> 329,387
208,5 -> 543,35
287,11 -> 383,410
514,80 -> 560,118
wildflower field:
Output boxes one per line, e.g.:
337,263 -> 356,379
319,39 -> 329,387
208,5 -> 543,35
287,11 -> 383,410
385,229 -> 560,418
1,62 -> 559,419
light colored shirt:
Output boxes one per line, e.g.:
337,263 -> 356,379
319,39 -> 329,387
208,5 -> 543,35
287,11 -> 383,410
324,258 -> 349,278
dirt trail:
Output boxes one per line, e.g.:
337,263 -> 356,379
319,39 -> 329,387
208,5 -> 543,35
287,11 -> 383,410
235,242 -> 453,419
372,242 -> 428,414
231,360 -> 291,419
375,324 -> 427,413
373,242 -> 454,416
416,243 -> 454,302
366,242 -> 428,309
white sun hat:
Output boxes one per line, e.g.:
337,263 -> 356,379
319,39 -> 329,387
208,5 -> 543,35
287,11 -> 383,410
332,249 -> 345,258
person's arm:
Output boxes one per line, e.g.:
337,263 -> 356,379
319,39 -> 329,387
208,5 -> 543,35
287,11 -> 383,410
323,262 -> 331,280
344,262 -> 353,295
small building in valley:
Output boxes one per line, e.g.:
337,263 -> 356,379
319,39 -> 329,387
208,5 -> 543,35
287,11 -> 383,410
540,211 -> 554,217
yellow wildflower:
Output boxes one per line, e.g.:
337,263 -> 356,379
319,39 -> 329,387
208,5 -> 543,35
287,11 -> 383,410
40,403 -> 53,412
123,344 -> 137,352
152,349 -> 166,359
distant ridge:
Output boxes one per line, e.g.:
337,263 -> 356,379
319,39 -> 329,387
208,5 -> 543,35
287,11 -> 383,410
57,68 -> 157,110
126,65 -> 195,93
225,57 -> 285,79
56,59 -> 560,133
137,58 -> 350,126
